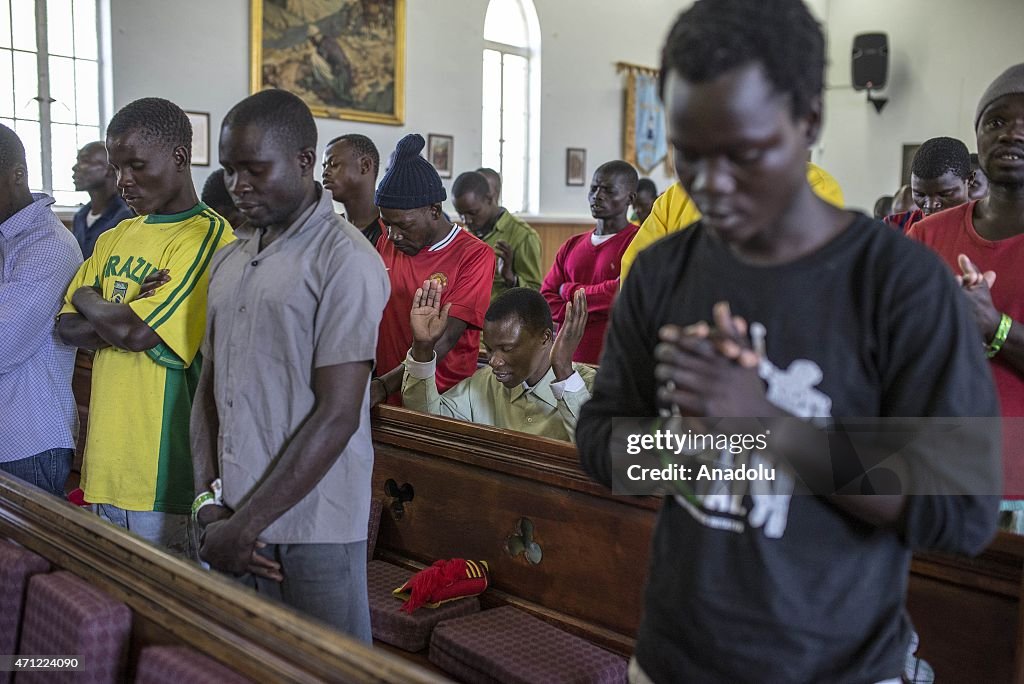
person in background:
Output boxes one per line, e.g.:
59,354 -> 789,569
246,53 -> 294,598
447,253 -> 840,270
873,194 -> 894,220
372,134 -> 495,405
632,178 -> 658,225
0,124 -> 82,497
71,141 -> 132,259
322,133 -> 385,245
452,170 -> 542,300
477,167 -> 502,206
910,137 -> 973,218
201,169 -> 245,230
970,152 -> 990,200
884,183 -> 922,232
541,161 -> 639,364
403,284 -> 593,442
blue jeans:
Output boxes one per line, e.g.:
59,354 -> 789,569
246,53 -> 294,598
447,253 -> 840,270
241,541 -> 372,643
93,503 -> 197,560
0,448 -> 72,498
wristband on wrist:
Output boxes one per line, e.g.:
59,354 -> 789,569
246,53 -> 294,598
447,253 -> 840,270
191,477 -> 224,522
987,313 -> 1013,359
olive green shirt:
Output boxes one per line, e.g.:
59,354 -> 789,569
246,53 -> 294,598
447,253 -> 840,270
402,350 -> 595,443
480,210 -> 543,300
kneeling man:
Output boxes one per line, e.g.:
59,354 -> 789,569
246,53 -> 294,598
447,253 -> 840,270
402,284 -> 593,443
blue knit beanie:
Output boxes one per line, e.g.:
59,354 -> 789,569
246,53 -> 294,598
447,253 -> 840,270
375,134 -> 447,209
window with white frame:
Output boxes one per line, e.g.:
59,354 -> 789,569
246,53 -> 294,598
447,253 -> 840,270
482,0 -> 539,214
0,0 -> 103,206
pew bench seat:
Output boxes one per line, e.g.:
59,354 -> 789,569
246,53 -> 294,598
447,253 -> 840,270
368,560 -> 480,652
428,605 -> 627,684
0,541 -> 49,684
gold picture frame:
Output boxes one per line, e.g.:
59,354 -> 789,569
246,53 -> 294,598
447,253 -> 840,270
250,0 -> 406,125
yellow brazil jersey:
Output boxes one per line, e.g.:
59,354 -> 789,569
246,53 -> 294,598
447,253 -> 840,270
60,203 -> 233,514
620,162 -> 845,281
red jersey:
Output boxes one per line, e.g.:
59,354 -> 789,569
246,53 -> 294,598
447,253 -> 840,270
908,201 -> 1024,496
376,225 -> 495,399
540,224 -> 639,364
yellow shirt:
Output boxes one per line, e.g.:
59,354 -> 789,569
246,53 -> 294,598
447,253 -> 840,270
60,203 -> 233,513
620,163 -> 844,280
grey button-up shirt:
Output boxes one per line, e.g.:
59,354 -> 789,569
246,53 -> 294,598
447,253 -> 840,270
204,187 -> 390,543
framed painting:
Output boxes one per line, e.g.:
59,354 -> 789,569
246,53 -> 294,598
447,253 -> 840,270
427,134 -> 453,178
250,0 -> 406,125
185,111 -> 210,166
566,148 -> 586,186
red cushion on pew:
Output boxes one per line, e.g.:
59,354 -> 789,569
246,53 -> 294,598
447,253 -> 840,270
428,606 -> 627,684
134,645 -> 253,684
17,571 -> 131,684
368,560 -> 479,652
0,540 -> 49,684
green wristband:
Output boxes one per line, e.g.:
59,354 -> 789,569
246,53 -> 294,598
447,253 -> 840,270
191,491 -> 215,521
987,313 -> 1012,359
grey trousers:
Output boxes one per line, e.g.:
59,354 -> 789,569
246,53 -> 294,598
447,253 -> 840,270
242,541 -> 372,644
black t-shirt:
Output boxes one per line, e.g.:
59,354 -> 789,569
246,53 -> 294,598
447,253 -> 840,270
577,215 -> 1000,683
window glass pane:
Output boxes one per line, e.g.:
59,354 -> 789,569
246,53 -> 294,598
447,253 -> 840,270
12,49 -> 37,120
50,121 -> 78,191
0,0 -> 12,49
15,118 -> 41,189
484,0 -> 528,48
0,49 -> 12,118
71,0 -> 96,60
53,188 -> 84,206
500,55 -> 528,213
10,0 -> 34,52
49,55 -> 76,123
74,58 -> 97,125
47,0 -> 73,57
76,124 -> 98,149
482,49 -> 501,172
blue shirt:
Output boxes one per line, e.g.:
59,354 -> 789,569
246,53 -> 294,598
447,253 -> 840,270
72,196 -> 132,258
0,194 -> 83,462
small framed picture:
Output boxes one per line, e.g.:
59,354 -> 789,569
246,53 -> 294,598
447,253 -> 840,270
186,111 -> 210,167
901,143 -> 921,186
566,148 -> 586,186
427,134 -> 453,178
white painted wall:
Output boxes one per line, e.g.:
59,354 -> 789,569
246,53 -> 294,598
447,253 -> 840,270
107,0 -> 680,219
110,0 -> 1020,216
814,0 -> 1024,211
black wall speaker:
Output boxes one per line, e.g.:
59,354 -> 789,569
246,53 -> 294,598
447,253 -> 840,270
852,33 -> 888,91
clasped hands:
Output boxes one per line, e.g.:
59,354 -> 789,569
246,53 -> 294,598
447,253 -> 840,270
655,301 -> 774,420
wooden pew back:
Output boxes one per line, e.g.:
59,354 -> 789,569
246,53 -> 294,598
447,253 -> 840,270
371,406 -> 657,655
0,475 -> 445,684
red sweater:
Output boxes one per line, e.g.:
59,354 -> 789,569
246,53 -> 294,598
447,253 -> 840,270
909,201 -> 1024,497
541,224 -> 639,364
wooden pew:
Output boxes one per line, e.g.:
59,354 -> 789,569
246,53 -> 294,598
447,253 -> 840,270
0,475 -> 445,684
68,358 -> 1024,680
371,405 -> 657,657
371,405 -> 1024,680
